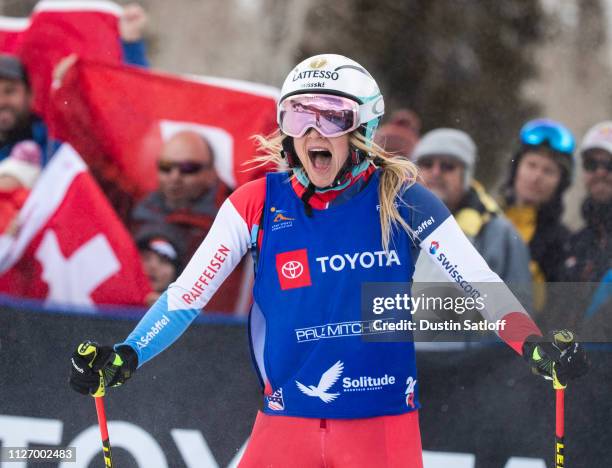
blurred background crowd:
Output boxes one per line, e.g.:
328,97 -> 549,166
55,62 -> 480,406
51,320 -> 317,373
0,0 -> 609,333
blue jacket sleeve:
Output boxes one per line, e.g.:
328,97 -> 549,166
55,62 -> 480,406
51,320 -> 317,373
121,39 -> 149,67
401,182 -> 452,242
115,291 -> 200,367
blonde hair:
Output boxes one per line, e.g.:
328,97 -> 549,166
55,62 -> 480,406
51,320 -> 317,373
248,130 -> 419,251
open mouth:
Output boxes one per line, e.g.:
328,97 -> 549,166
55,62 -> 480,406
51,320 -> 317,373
308,148 -> 332,170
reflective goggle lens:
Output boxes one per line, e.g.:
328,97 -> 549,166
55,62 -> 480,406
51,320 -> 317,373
520,119 -> 575,154
278,94 -> 360,138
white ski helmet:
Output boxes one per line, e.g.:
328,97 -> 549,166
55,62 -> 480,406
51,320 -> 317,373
279,53 -> 385,141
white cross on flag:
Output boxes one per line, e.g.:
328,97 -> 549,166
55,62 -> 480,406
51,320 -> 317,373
0,144 -> 151,308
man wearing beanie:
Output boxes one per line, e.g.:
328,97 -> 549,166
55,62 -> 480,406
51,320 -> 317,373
412,128 -> 531,286
563,121 -> 611,284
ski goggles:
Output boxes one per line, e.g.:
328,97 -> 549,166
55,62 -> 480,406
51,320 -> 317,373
278,93 -> 379,138
520,119 -> 575,155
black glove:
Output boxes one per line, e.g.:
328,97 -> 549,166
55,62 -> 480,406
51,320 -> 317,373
70,341 -> 138,396
522,330 -> 589,388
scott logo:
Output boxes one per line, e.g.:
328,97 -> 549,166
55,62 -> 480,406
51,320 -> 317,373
276,249 -> 312,290
281,260 -> 303,279
371,96 -> 385,116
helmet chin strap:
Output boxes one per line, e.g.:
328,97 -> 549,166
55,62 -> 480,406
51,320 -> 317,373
325,158 -> 355,189
300,182 -> 316,217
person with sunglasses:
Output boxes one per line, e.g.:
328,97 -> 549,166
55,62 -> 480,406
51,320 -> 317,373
502,119 -> 575,312
562,121 -> 611,284
411,128 -> 531,309
69,54 -> 588,467
130,130 -> 246,313
130,130 -> 222,256
557,123 -> 612,342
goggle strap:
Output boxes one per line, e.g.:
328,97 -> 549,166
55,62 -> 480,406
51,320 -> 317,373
359,96 -> 384,126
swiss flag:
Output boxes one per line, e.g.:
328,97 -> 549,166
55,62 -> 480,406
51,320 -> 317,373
0,0 -> 123,118
0,16 -> 28,54
0,144 -> 151,307
49,59 -> 278,199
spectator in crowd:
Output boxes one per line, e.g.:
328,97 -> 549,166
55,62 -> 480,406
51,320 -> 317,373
551,122 -> 612,335
136,229 -> 183,306
374,108 -> 421,158
1,4 -> 149,165
0,55 -> 60,165
119,3 -> 150,67
130,130 -> 228,258
130,130 -> 249,314
501,119 -> 575,310
412,128 -> 531,286
0,140 -> 41,234
563,121 -> 611,283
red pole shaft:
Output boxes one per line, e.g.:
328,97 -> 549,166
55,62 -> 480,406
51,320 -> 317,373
555,388 -> 565,468
94,396 -> 113,467
95,397 -> 109,440
555,388 -> 565,439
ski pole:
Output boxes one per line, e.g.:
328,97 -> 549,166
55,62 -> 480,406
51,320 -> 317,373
552,330 -> 574,468
94,396 -> 114,467
555,387 -> 565,468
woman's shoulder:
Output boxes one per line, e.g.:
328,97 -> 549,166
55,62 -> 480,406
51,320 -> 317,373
399,180 -> 443,206
396,181 -> 452,235
227,177 -> 267,228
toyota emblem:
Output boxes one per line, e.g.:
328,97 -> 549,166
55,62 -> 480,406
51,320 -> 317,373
281,260 -> 303,279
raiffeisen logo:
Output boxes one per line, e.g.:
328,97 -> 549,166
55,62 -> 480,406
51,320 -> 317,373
316,250 -> 400,273
429,241 -> 439,255
342,374 -> 396,392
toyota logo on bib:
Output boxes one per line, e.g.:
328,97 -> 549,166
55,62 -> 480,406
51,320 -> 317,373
282,260 -> 303,279
276,249 -> 312,290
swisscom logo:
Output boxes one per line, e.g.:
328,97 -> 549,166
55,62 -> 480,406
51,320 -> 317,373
276,249 -> 312,290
